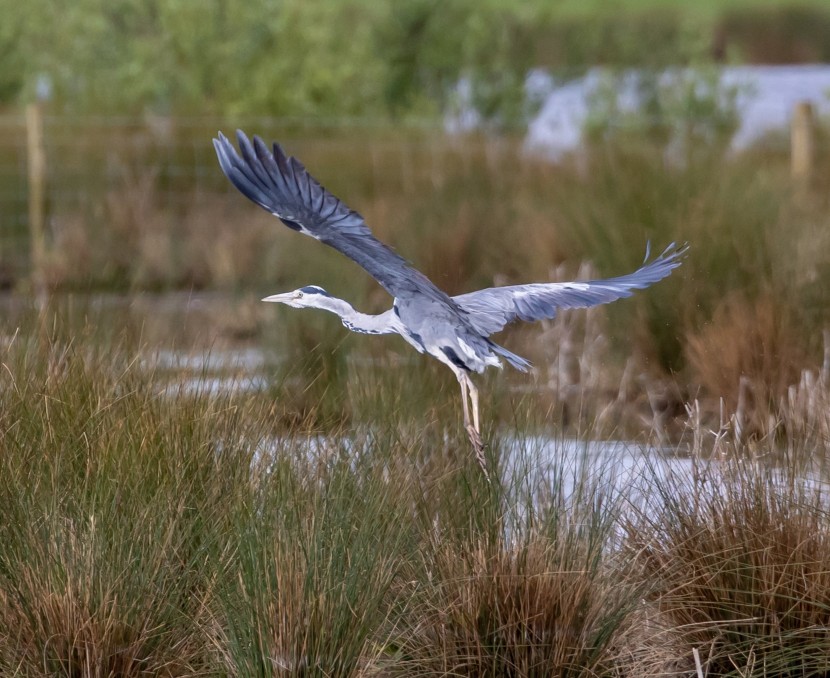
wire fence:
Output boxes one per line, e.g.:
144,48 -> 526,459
1,110 -> 538,290
0,112 -> 459,286
0,104 -> 817,290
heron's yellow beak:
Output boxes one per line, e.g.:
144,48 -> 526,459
261,292 -> 296,303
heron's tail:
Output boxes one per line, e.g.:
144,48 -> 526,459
490,342 -> 532,373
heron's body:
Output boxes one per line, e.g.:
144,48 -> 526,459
394,297 -> 511,372
214,130 -> 687,470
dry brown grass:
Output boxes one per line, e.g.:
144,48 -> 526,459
392,525 -> 634,677
26,154 -> 280,291
625,463 -> 830,676
1,549 -> 206,677
685,292 -> 805,409
685,292 -> 808,441
779,367 -> 830,451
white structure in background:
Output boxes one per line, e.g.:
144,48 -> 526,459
525,65 -> 830,160
445,70 -> 556,134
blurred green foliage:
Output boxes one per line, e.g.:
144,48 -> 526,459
9,0 -> 386,116
4,1 -> 830,121
3,0 -> 544,123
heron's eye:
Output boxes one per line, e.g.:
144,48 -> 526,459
296,291 -> 304,298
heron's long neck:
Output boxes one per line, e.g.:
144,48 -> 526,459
313,297 -> 396,335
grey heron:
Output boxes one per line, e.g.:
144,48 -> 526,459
214,130 -> 686,470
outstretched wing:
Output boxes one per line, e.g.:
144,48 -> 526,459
214,130 -> 452,304
453,243 -> 687,336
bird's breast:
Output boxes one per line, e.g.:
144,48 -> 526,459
393,299 -> 496,373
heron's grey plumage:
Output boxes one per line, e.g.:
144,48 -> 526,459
214,131 -> 456,306
215,129 -> 687,471
452,242 -> 687,337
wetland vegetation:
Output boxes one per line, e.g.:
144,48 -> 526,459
4,1 -> 830,673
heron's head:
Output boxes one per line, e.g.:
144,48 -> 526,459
262,285 -> 333,309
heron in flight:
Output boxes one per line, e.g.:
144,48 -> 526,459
214,130 -> 685,470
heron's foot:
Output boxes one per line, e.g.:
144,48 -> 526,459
466,425 -> 490,480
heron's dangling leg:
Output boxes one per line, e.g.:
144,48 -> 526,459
457,371 -> 486,475
457,371 -> 471,430
467,375 -> 481,434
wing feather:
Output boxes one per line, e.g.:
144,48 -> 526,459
253,137 -> 287,192
214,130 -> 454,304
454,243 -> 687,336
215,130 -> 686,346
238,132 -> 271,190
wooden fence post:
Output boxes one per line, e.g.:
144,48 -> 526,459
791,101 -> 814,182
26,102 -> 46,292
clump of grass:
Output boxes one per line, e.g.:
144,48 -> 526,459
625,461 -> 830,676
778,366 -> 830,458
685,291 -> 807,429
0,334 -> 256,675
209,439 -> 412,677
390,444 -> 640,678
265,310 -> 353,431
393,535 -> 634,677
547,136 -> 830,435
